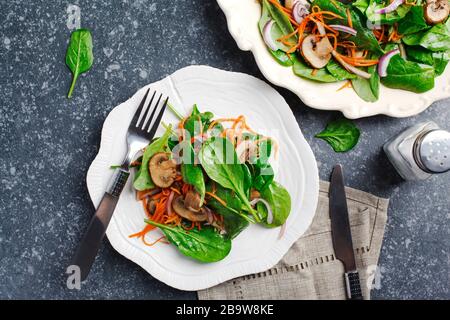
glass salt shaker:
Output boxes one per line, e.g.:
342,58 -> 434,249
383,121 -> 450,181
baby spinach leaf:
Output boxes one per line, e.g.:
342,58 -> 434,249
264,0 -> 297,45
352,0 -> 369,14
312,0 -> 382,54
397,5 -> 430,35
205,182 -> 249,239
406,46 -> 449,76
199,137 -> 259,221
248,161 -> 274,192
419,19 -> 450,52
65,29 -> 93,98
433,51 -> 450,76
133,127 -> 172,191
180,141 -> 205,205
350,55 -> 380,102
315,119 -> 360,152
326,59 -> 357,80
366,0 -> 411,25
402,31 -> 426,46
292,55 -> 339,83
145,220 -> 231,263
406,46 -> 435,66
259,0 -> 294,64
256,181 -> 291,227
183,105 -> 213,139
269,49 -> 294,66
380,55 -> 435,93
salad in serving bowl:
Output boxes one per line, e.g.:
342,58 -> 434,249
217,0 -> 450,118
129,104 -> 291,263
259,0 -> 449,102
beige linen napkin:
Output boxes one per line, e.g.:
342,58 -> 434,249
198,180 -> 389,300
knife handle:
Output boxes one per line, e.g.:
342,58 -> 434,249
344,271 -> 363,300
70,169 -> 129,281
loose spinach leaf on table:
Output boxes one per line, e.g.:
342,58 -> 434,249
256,181 -> 291,227
179,141 -> 205,205
397,5 -> 430,35
65,29 -> 93,98
199,137 -> 259,221
205,182 -> 249,239
312,0 -> 382,54
133,127 -> 172,191
315,119 -> 360,152
292,55 -> 339,83
380,55 -> 435,93
145,220 -> 231,262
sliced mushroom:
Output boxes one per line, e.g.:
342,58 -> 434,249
425,0 -> 449,24
172,196 -> 207,222
250,189 -> 261,201
149,152 -> 177,188
184,190 -> 202,212
301,34 -> 333,69
147,199 -> 157,215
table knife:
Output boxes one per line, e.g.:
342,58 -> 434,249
329,164 -> 363,300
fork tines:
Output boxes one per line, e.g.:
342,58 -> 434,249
132,88 -> 169,136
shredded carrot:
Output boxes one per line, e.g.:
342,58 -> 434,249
182,221 -> 196,231
141,236 -> 168,247
266,0 -> 299,27
129,224 -> 155,239
346,8 -> 353,29
170,187 -> 181,195
311,69 -> 318,76
337,80 -> 353,91
206,191 -> 227,207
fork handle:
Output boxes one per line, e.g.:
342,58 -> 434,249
70,169 -> 129,281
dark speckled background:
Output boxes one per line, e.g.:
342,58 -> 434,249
0,0 -> 448,299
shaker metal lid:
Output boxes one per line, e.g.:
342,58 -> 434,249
418,130 -> 450,173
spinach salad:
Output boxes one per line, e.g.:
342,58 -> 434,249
129,105 -> 291,263
259,0 -> 450,102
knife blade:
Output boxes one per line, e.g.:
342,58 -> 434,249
329,164 -> 363,300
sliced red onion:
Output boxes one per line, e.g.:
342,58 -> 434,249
374,0 -> 404,14
332,51 -> 372,79
329,24 -> 357,36
292,1 -> 310,24
278,222 -> 287,239
263,20 -> 278,51
250,198 -> 273,224
166,191 -> 175,216
378,49 -> 400,77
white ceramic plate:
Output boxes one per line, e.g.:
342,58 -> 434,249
86,66 -> 319,291
217,0 -> 450,119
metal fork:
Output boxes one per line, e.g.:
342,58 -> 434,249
71,89 -> 168,281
